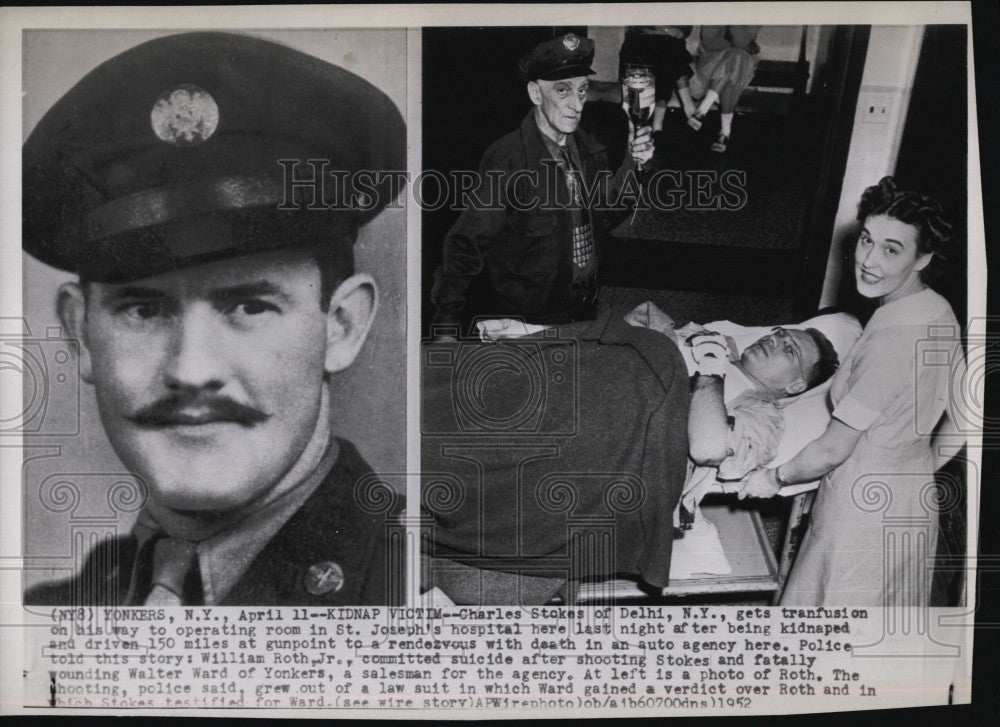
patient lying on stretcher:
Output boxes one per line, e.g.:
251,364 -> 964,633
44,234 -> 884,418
623,302 -> 856,539
423,305 -> 861,598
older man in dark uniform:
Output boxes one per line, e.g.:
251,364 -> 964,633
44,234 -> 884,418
430,33 -> 653,336
22,32 -> 405,607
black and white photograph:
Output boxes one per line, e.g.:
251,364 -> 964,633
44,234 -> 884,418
18,29 -> 408,607
1,1 -> 992,720
420,23 -> 974,609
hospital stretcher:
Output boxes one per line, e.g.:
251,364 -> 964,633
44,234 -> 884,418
575,488 -> 818,604
422,307 -> 854,604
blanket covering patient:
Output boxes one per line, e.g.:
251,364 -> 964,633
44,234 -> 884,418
422,310 -> 691,602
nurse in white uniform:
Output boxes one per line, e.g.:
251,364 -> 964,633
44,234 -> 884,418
741,176 -> 966,606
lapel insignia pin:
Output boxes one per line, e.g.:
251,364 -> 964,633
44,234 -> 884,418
150,84 -> 219,146
304,561 -> 345,596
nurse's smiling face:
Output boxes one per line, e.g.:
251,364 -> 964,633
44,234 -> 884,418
854,213 -> 932,304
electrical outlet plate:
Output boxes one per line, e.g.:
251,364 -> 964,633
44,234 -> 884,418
860,93 -> 893,124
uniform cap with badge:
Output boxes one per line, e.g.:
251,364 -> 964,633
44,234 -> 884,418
518,33 -> 596,82
23,31 -> 406,282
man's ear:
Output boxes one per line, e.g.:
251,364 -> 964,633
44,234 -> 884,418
785,377 -> 807,396
527,81 -> 541,106
324,273 -> 378,374
56,281 -> 93,384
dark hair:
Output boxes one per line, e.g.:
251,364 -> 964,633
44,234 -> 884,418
804,327 -> 839,390
311,240 -> 355,312
856,176 -> 954,281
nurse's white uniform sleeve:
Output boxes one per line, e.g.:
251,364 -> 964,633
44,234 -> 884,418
832,337 -> 911,431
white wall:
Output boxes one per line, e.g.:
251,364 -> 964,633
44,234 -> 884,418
590,26 -> 625,80
818,25 -> 925,307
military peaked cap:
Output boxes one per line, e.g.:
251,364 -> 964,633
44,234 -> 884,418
23,32 -> 405,282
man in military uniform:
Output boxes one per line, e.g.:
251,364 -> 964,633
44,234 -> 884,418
430,33 -> 654,336
22,32 -> 405,606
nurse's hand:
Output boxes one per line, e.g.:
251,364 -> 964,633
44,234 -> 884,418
738,468 -> 781,500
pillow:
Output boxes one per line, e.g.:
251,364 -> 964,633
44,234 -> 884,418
704,312 -> 863,495
629,303 -> 864,494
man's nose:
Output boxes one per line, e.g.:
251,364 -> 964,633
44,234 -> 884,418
568,93 -> 584,112
162,308 -> 226,391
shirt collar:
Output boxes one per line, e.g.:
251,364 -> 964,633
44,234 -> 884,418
131,440 -> 339,605
196,439 -> 339,604
538,129 -> 583,177
539,130 -> 563,159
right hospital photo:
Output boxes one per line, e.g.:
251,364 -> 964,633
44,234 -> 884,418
418,24 -> 972,608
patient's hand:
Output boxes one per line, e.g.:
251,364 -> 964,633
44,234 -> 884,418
688,332 -> 733,377
738,468 -> 781,500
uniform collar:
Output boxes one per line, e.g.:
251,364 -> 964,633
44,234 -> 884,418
130,438 -> 339,604
219,438 -> 396,605
866,287 -> 952,333
197,440 -> 339,603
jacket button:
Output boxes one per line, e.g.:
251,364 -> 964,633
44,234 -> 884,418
303,561 -> 345,595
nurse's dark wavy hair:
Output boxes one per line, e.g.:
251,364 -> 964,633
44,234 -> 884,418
856,176 -> 954,283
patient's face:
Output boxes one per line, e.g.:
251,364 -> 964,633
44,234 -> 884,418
740,327 -> 820,396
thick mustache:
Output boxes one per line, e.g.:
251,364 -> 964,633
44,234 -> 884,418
129,396 -> 269,428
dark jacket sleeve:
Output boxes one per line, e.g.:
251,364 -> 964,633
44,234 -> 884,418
430,143 -> 513,327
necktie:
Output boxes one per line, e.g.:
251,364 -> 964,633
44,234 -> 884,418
144,537 -> 201,605
558,146 -> 595,278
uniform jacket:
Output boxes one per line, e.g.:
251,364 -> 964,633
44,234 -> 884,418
24,439 -> 403,607
431,111 -> 636,328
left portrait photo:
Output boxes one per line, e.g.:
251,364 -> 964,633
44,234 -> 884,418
19,29 -> 408,607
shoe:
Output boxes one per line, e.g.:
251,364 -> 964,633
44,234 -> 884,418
687,112 -> 704,131
711,133 -> 729,153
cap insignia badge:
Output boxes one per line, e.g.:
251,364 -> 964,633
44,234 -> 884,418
150,84 -> 219,146
563,34 -> 580,51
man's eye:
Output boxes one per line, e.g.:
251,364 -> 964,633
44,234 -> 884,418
884,246 -> 897,255
229,300 -> 278,316
120,301 -> 166,320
